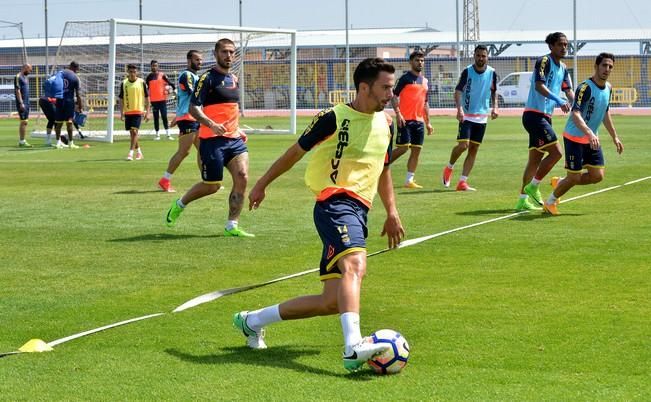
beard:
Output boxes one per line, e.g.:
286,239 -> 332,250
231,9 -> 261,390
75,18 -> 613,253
217,59 -> 231,70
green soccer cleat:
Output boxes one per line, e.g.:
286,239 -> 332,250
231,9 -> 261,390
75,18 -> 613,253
523,183 -> 543,205
224,226 -> 255,237
165,199 -> 184,227
233,311 -> 267,349
18,141 -> 32,148
515,197 -> 541,211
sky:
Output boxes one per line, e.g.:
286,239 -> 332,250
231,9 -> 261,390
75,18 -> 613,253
1,0 -> 650,40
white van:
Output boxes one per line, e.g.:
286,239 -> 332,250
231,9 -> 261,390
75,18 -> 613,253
497,71 -> 568,107
497,72 -> 531,106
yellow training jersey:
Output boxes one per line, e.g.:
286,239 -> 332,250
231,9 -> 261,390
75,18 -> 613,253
119,77 -> 148,115
298,103 -> 393,208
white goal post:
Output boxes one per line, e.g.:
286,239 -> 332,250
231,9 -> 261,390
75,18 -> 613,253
34,18 -> 297,142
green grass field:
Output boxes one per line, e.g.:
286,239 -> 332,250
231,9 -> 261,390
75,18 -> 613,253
1,115 -> 650,400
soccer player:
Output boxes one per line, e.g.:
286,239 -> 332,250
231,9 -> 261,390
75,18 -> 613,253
233,58 -> 405,372
54,61 -> 84,149
442,45 -> 498,191
516,32 -> 574,211
146,60 -> 175,140
543,53 -> 624,215
38,86 -> 57,146
390,50 -> 434,188
165,38 -> 255,237
14,64 -> 33,147
158,50 -> 204,192
119,64 -> 150,161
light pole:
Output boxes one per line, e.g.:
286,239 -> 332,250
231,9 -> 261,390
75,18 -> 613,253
44,0 -> 49,74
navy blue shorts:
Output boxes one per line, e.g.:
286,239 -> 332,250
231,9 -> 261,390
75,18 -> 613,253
313,195 -> 368,281
396,120 -> 425,147
178,120 -> 200,135
124,114 -> 142,130
522,111 -> 557,151
39,98 -> 56,123
457,120 -> 487,144
563,137 -> 605,172
16,102 -> 29,120
199,136 -> 248,183
55,98 -> 75,122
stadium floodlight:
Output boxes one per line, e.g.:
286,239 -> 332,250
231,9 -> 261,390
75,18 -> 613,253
33,18 -> 297,142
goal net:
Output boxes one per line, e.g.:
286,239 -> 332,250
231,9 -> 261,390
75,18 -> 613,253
33,19 -> 297,142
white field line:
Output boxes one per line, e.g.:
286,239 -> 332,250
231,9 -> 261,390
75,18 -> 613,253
9,177 -> 648,356
47,313 -> 165,347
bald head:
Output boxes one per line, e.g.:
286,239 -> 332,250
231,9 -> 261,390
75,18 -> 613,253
22,64 -> 32,75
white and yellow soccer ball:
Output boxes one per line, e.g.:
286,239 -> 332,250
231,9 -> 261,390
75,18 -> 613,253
367,329 -> 410,374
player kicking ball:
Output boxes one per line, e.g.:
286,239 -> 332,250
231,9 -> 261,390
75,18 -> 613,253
543,53 -> 623,215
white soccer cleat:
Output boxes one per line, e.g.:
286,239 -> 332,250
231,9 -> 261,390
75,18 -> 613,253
342,337 -> 391,372
233,311 -> 267,349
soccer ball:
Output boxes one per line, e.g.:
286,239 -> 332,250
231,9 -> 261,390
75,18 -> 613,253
367,329 -> 410,374
164,85 -> 173,96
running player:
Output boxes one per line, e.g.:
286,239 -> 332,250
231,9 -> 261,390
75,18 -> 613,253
543,53 -> 623,215
233,58 -> 405,372
516,32 -> 574,211
54,61 -> 84,149
390,50 -> 433,188
14,64 -> 33,147
158,50 -> 203,192
165,38 -> 254,237
146,60 -> 175,140
442,45 -> 498,191
119,64 -> 150,161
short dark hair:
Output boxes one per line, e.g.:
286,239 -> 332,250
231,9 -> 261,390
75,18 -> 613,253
187,50 -> 200,59
353,57 -> 395,92
69,61 -> 79,70
545,32 -> 567,46
474,45 -> 488,53
126,63 -> 137,71
150,60 -> 158,66
409,50 -> 425,60
596,52 -> 615,65
215,38 -> 235,51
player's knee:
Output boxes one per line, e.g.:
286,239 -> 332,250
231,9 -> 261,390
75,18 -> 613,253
339,255 -> 367,279
590,171 -> 604,184
457,142 -> 469,152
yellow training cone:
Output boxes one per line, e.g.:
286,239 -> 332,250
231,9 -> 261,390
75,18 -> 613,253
18,339 -> 53,353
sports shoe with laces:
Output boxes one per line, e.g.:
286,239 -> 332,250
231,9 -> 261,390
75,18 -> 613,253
403,181 -> 423,189
154,135 -> 161,141
524,183 -> 543,205
343,338 -> 391,372
543,200 -> 560,215
68,143 -> 79,149
224,226 -> 255,237
18,141 -> 33,148
158,178 -> 175,193
55,142 -> 67,149
165,199 -> 184,227
442,166 -> 453,187
233,311 -> 267,349
515,197 -> 541,211
456,181 -> 476,192
126,154 -> 134,161
167,135 -> 174,141
135,152 -> 144,160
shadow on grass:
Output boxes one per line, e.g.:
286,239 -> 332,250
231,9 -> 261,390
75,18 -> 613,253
109,233 -> 220,242
113,189 -> 165,194
166,346 -> 377,381
456,208 -> 519,216
395,188 -> 447,195
78,159 -> 127,163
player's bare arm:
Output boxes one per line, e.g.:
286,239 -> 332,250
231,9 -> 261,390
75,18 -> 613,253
189,103 -> 225,136
571,109 -> 599,150
603,110 -> 624,154
377,166 -> 404,249
249,143 -> 307,210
